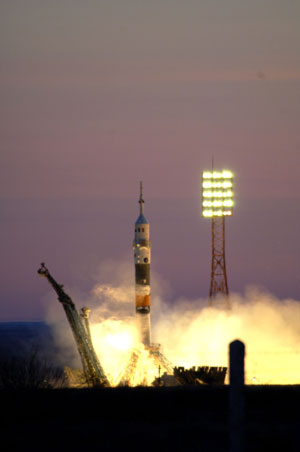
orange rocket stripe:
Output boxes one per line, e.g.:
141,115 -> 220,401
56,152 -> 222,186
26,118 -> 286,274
136,294 -> 150,307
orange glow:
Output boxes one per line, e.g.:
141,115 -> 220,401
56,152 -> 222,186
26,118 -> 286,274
136,294 -> 151,307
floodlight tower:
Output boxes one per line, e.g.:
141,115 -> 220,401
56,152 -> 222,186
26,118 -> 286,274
202,170 -> 234,308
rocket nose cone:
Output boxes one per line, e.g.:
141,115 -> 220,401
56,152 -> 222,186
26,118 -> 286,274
136,213 -> 149,224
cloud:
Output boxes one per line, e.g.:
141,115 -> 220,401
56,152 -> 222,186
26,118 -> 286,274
46,259 -> 300,385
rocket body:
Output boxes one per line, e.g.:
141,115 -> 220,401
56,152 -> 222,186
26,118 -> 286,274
133,183 -> 151,346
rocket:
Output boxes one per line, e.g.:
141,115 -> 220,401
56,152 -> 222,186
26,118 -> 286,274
133,182 -> 151,346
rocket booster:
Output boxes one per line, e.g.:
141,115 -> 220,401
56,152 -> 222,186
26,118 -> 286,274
133,182 -> 151,345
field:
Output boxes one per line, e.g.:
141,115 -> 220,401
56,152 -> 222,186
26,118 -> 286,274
1,385 -> 300,451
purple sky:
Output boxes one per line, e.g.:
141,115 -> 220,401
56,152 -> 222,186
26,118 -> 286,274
1,1 -> 300,320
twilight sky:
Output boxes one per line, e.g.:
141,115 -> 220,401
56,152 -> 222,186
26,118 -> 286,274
1,0 -> 300,320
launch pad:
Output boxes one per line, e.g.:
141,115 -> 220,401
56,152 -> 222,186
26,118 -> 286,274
114,343 -> 174,386
37,181 -> 231,388
38,262 -> 227,388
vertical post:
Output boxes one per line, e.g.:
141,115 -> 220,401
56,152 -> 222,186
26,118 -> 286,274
229,340 -> 245,452
209,216 -> 230,308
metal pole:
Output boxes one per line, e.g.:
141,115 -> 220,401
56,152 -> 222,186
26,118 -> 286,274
229,340 -> 245,452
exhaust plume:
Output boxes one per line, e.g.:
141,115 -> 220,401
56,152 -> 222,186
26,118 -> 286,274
46,260 -> 300,385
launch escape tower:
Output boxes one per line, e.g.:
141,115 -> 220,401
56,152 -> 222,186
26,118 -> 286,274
37,263 -> 110,387
202,170 -> 234,308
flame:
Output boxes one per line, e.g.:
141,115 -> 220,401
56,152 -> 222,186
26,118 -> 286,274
90,319 -> 137,384
104,331 -> 133,351
90,320 -> 169,386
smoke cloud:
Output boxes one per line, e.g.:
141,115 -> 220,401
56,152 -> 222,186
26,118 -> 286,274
153,287 -> 300,384
46,260 -> 300,385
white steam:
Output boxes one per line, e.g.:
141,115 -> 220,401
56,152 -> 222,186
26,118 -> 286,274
46,260 -> 300,385
153,287 -> 300,384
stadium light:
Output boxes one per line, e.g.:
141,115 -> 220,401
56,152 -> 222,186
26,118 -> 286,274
201,170 -> 234,217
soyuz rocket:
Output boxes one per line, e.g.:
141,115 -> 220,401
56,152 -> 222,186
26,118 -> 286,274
133,182 -> 151,346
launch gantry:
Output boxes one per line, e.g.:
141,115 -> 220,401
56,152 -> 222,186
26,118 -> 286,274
115,343 -> 174,386
37,263 -> 110,387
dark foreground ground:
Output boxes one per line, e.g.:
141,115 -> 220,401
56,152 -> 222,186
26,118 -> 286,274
1,323 -> 299,451
1,385 -> 300,452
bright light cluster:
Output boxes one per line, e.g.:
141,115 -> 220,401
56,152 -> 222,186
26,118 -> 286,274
202,169 -> 234,217
203,170 -> 233,179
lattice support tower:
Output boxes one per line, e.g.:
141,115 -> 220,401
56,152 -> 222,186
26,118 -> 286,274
117,344 -> 174,386
37,263 -> 110,387
118,350 -> 141,386
209,216 -> 230,308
